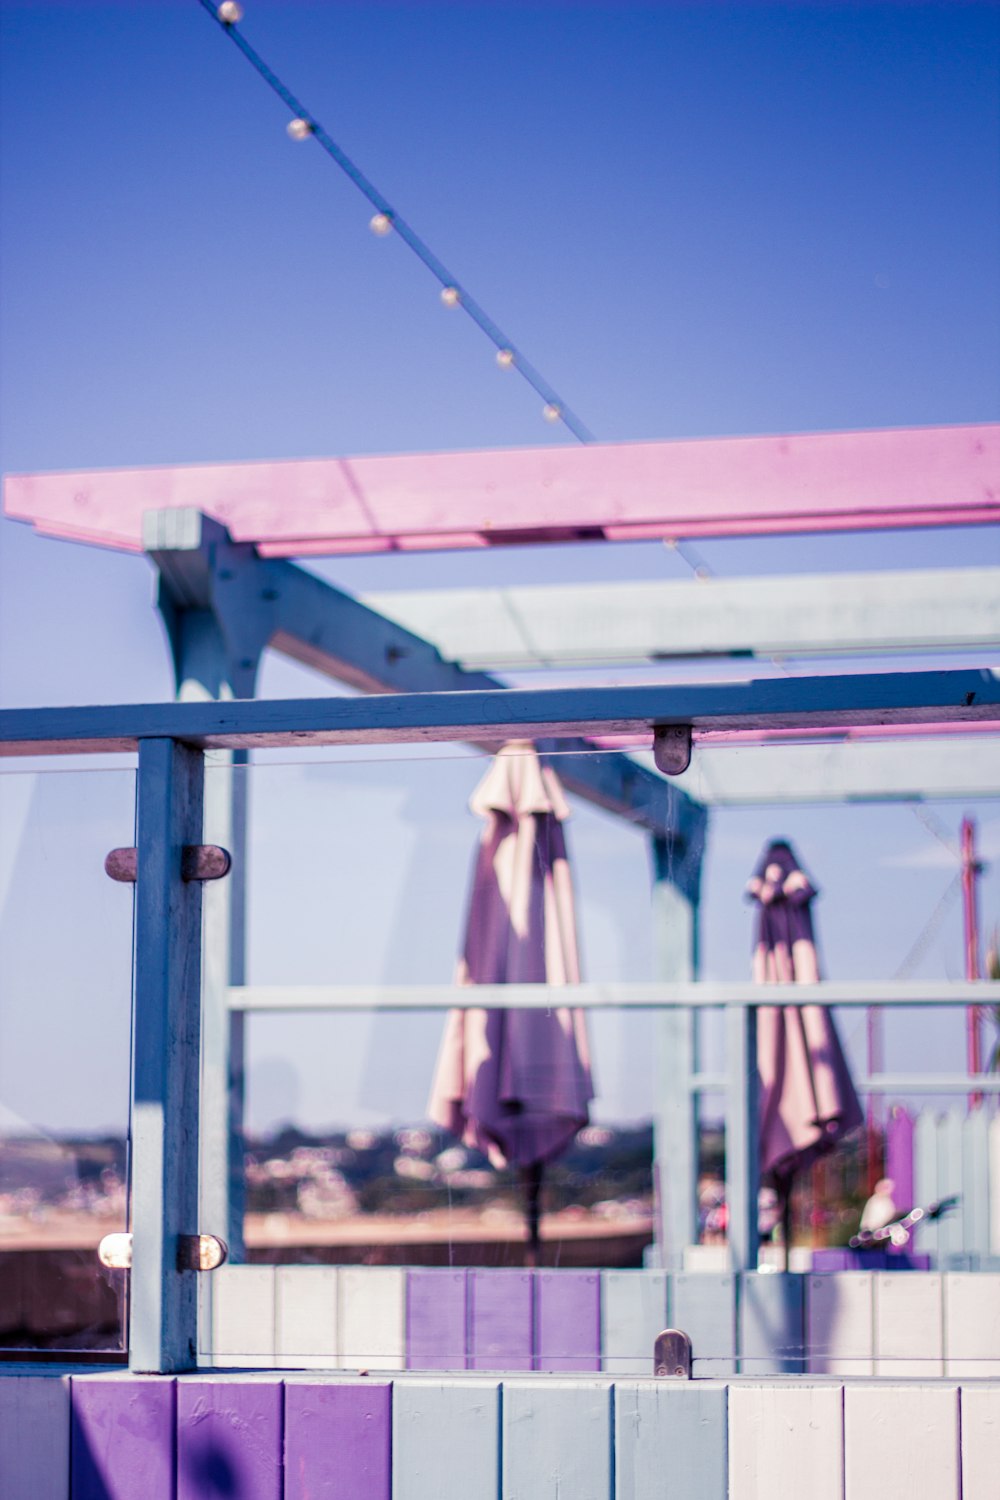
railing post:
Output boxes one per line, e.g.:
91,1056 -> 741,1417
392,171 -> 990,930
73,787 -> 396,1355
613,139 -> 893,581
726,1001 -> 759,1272
130,738 -> 205,1371
650,827 -> 705,1269
148,512 -> 264,1261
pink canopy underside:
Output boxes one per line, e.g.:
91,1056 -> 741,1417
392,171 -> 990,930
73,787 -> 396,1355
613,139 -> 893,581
428,744 -> 593,1169
5,424 -> 997,555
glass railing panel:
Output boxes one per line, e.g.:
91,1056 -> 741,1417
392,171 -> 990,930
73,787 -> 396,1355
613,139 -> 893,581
193,734 -> 1000,1372
0,761 -> 135,1356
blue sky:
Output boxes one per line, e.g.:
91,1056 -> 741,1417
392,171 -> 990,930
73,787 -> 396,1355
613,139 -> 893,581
0,1 -> 998,1134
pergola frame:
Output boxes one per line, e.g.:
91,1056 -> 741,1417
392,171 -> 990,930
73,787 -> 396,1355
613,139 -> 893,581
4,421 -> 998,1365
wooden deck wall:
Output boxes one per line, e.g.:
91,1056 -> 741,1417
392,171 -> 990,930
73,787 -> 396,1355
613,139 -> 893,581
2,1368 -> 998,1500
200,1267 -> 1000,1379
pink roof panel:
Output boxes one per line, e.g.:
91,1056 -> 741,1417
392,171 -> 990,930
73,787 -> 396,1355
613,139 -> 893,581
4,424 -> 997,555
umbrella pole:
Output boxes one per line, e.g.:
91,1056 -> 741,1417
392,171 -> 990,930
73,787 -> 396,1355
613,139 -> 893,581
779,1177 -> 793,1272
521,1161 -> 544,1267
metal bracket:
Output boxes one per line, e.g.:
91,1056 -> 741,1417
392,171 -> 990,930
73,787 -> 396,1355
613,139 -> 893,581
653,725 -> 693,776
97,1232 -> 134,1270
654,1328 -> 693,1378
98,1232 -> 229,1272
105,845 -> 232,882
176,1234 -> 229,1272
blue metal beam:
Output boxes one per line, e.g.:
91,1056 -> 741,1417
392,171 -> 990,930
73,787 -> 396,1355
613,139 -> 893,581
2,669 -> 997,754
130,739 -> 204,1372
145,510 -> 702,846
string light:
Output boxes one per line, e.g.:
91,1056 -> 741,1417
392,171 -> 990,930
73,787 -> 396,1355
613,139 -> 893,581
197,0 -> 594,442
196,3 -> 714,582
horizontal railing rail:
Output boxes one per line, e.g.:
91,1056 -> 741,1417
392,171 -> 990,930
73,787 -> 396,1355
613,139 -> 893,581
226,979 -> 994,1011
0,667 -> 998,756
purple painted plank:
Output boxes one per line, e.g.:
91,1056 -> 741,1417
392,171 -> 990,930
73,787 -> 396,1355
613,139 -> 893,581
71,1377 -> 175,1500
534,1271 -> 601,1372
284,1382 -> 391,1500
811,1248 -> 931,1272
469,1270 -> 533,1372
177,1380 -> 282,1500
406,1269 -> 468,1370
811,1250 -> 851,1272
887,1105 -> 915,1212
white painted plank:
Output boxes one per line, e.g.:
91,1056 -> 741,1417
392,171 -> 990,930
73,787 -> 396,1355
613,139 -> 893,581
913,1109 -> 940,1261
938,1111 -> 965,1259
601,1271 -> 667,1374
503,1381 -> 612,1500
874,1272 -> 943,1377
671,1273 -> 737,1377
275,1266 -> 339,1370
338,1267 -> 405,1371
209,1264 -> 276,1364
807,1273 -> 874,1375
844,1385 -> 959,1500
990,1116 -> 1000,1255
728,1384 -> 843,1500
960,1385 -> 1000,1500
0,1373 -> 70,1500
615,1381 -> 727,1500
963,1111 -> 992,1258
944,1273 -> 1000,1376
393,1380 -> 500,1500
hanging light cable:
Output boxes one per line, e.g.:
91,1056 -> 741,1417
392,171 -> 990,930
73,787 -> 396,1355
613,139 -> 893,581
197,0 -> 595,442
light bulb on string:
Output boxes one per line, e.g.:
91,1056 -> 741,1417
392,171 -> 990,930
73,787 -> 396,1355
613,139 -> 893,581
199,6 -> 590,445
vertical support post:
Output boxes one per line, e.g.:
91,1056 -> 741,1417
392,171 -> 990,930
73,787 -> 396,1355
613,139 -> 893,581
650,827 -> 704,1269
150,520 -> 263,1261
726,1002 -> 759,1273
198,744 -> 249,1259
130,738 -> 205,1372
961,815 -> 983,1108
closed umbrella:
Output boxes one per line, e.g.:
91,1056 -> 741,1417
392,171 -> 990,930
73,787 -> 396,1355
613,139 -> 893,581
428,741 -> 594,1264
747,839 -> 863,1267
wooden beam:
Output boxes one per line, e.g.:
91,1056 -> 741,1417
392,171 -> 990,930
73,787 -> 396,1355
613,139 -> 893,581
1,669 -> 997,755
363,567 -> 1000,669
5,423 -> 997,555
